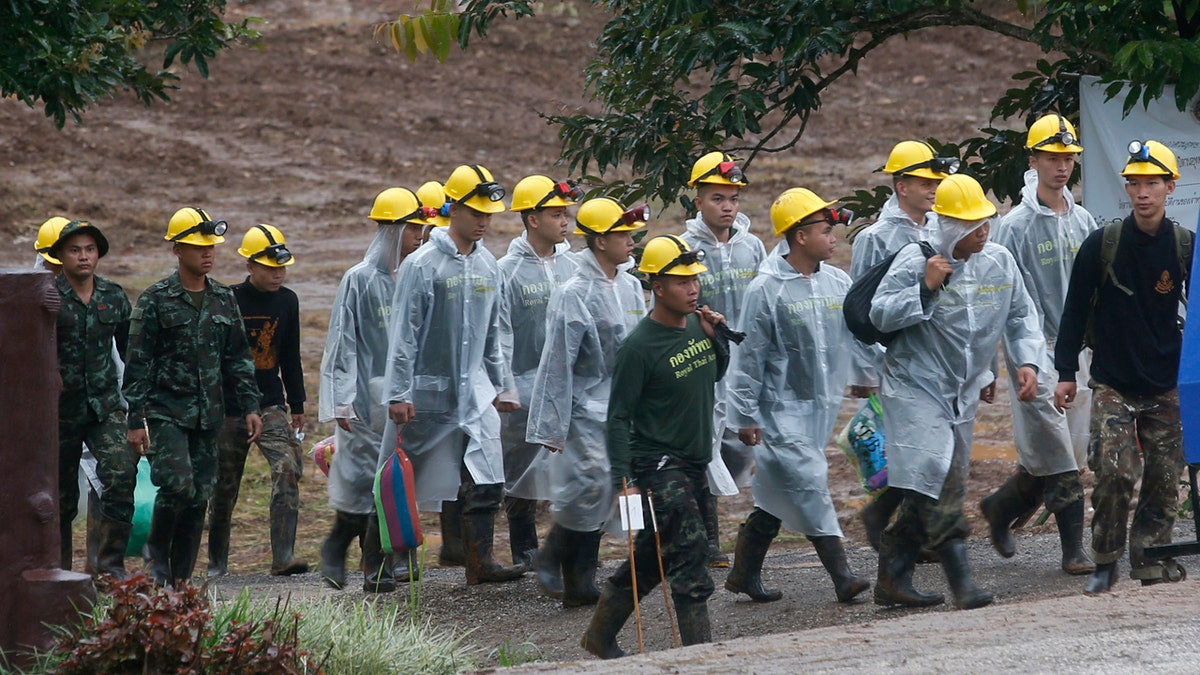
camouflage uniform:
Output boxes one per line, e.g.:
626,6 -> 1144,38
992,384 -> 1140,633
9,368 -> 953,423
55,272 -> 134,571
1087,384 -> 1183,578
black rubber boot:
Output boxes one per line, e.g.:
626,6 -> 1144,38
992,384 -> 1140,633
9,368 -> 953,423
980,472 -> 1037,559
1053,500 -> 1095,575
60,517 -> 74,571
269,503 -> 309,576
146,504 -> 177,587
462,510 -> 526,585
562,529 -> 603,608
169,505 -> 207,587
1084,560 -> 1118,595
438,500 -> 465,567
701,492 -> 730,568
85,489 -> 102,575
874,533 -> 944,607
535,524 -> 566,599
811,536 -> 870,603
362,512 -> 396,593
392,548 -> 421,584
937,538 -> 993,609
580,582 -> 635,659
674,596 -> 712,646
96,518 -> 132,580
321,510 -> 367,590
861,488 -> 903,552
206,510 -> 231,578
505,496 -> 539,569
724,523 -> 782,602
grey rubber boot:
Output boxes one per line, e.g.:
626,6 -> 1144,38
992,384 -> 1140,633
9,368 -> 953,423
724,523 -> 782,602
1054,500 -> 1095,575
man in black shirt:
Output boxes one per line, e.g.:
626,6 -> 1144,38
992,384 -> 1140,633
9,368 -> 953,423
1055,140 -> 1192,594
208,224 -> 309,577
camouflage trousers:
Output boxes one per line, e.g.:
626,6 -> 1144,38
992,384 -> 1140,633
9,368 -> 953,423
1012,465 -> 1085,514
211,406 -> 303,532
606,456 -> 714,603
145,419 -> 220,511
1087,384 -> 1183,577
59,408 -> 138,523
886,431 -> 971,550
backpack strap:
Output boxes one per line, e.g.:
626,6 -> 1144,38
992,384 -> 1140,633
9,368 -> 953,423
1175,222 -> 1192,308
1099,222 -> 1134,297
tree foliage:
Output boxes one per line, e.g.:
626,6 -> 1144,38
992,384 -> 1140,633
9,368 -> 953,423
1,0 -> 261,128
391,0 -> 1200,214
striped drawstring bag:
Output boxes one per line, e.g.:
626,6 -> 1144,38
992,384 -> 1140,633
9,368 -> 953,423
373,431 -> 423,553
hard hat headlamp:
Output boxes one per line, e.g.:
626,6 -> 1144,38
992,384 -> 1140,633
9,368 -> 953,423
895,156 -> 960,177
618,204 -> 650,228
418,205 -> 441,221
248,225 -> 292,265
170,208 -> 228,242
697,159 -> 747,185
1032,115 -> 1077,150
438,201 -> 452,217
1126,140 -> 1175,176
535,181 -> 585,210
457,164 -> 506,205
657,235 -> 707,275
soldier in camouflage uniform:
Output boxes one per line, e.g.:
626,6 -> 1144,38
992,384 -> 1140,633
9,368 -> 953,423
124,207 -> 262,587
51,220 -> 136,577
582,236 -> 728,659
1055,141 -> 1191,594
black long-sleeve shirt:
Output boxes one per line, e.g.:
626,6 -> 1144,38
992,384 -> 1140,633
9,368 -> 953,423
1056,215 -> 1191,396
224,279 -> 306,415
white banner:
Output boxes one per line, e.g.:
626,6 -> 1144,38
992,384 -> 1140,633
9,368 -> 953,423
1079,75 -> 1200,231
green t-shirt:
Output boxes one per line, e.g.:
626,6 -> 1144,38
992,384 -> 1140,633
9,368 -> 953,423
606,313 -> 726,488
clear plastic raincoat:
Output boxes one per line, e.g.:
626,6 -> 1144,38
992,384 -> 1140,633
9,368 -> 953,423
870,216 -> 1045,499
992,169 -> 1099,469
680,213 -> 766,495
726,254 -> 869,535
524,249 -> 646,531
381,226 -> 514,510
318,224 -> 406,513
497,234 -> 577,499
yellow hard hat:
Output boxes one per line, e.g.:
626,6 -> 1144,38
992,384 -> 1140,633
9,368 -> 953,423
166,207 -> 227,246
573,197 -> 648,236
1122,140 -> 1180,179
883,141 -> 958,180
688,151 -> 748,187
769,188 -> 838,236
35,216 -> 71,264
369,187 -> 423,223
638,235 -> 708,276
444,164 -> 507,214
510,175 -> 583,212
416,181 -> 451,227
1026,114 -> 1082,153
932,174 -> 997,221
237,224 -> 295,267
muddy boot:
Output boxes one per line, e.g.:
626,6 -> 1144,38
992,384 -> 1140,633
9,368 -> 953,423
146,504 -> 177,587
60,517 -> 74,571
861,488 -> 903,552
812,536 -> 870,603
563,529 -> 602,608
85,489 -> 102,575
937,538 -> 993,609
724,523 -> 782,602
169,506 -> 206,587
393,548 -> 421,584
505,496 -> 539,569
438,500 -> 465,567
206,511 -> 231,578
321,511 -> 367,590
535,524 -> 566,599
1084,561 -> 1118,595
362,512 -> 396,593
268,504 -> 309,576
874,533 -> 944,608
462,510 -> 526,585
980,471 -> 1038,559
701,492 -> 730,568
96,518 -> 132,580
580,582 -> 635,659
674,596 -> 712,646
1053,500 -> 1094,575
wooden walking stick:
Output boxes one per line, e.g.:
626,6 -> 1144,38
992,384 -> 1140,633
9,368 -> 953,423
646,490 -> 680,648
621,477 -> 644,654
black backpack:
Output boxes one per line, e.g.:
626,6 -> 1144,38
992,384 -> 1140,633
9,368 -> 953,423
843,240 -> 939,346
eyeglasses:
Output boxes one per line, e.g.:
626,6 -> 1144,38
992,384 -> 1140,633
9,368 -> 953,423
458,165 -> 506,204
170,208 -> 228,242
1127,140 -> 1174,176
248,225 -> 292,265
894,156 -> 960,177
696,159 -> 746,185
1032,116 -> 1077,150
535,181 -> 585,209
